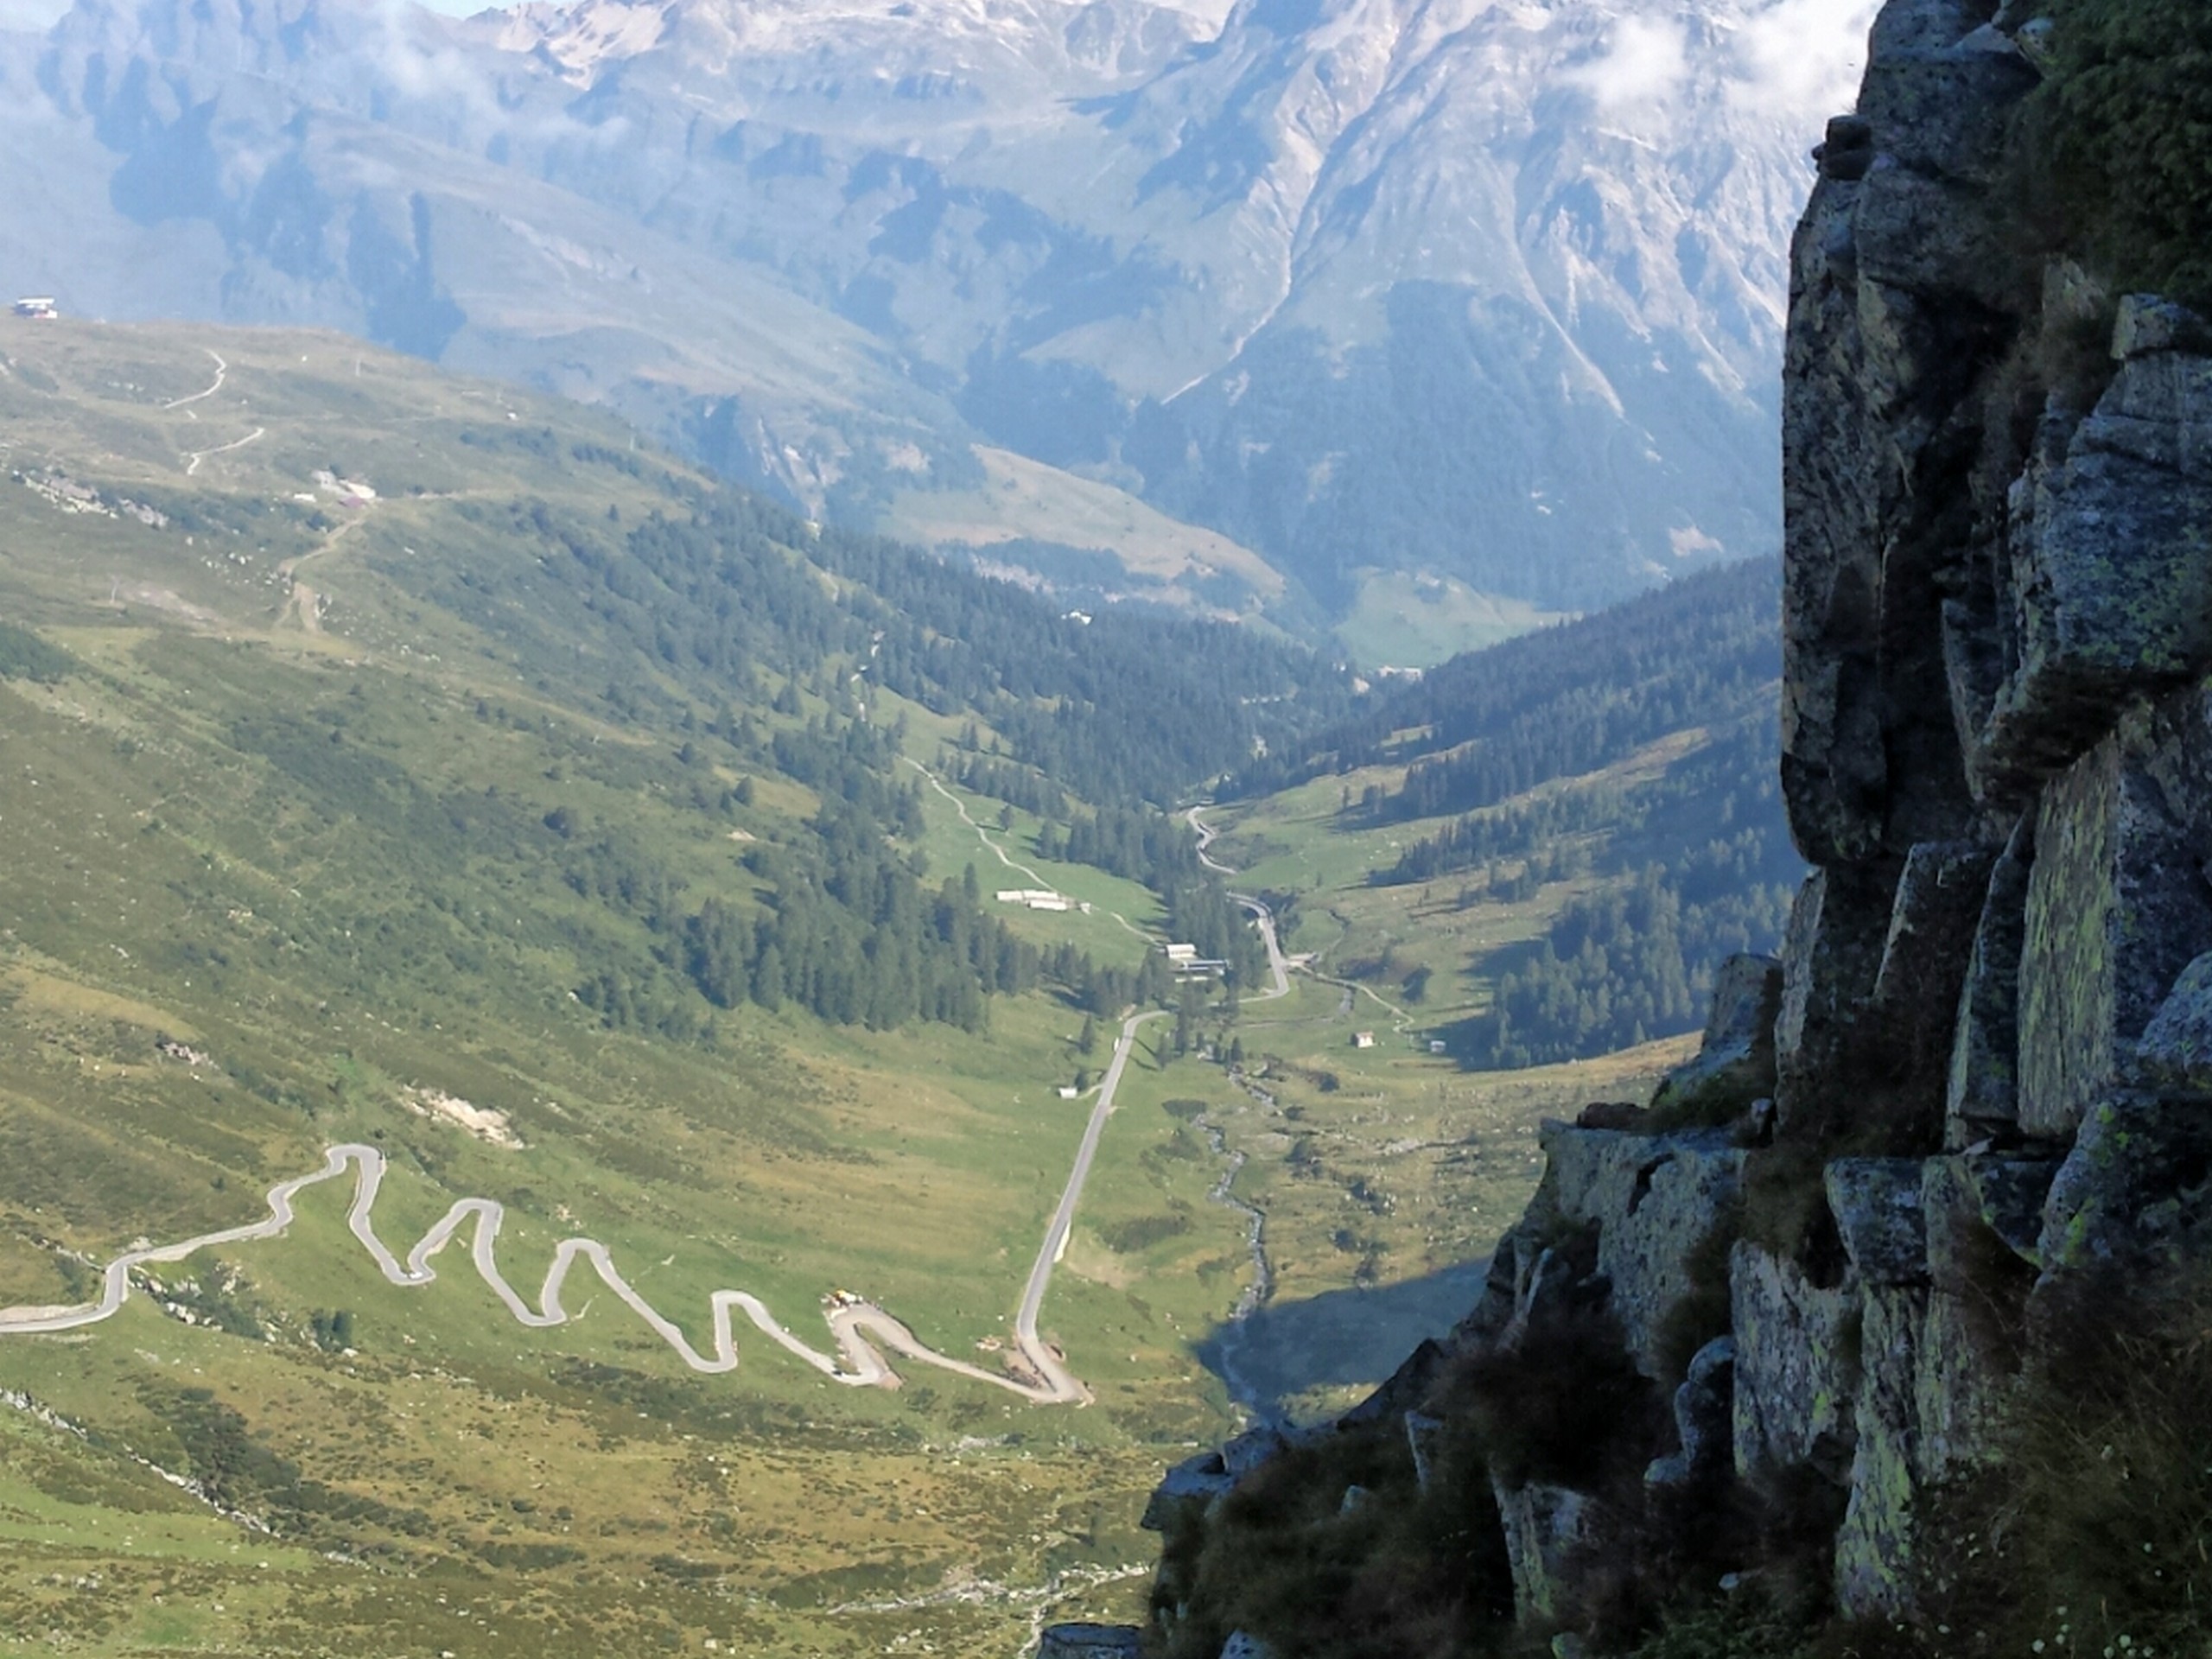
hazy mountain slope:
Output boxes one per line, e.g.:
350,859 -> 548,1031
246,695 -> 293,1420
1204,558 -> 1798,1067
0,0 -> 1867,613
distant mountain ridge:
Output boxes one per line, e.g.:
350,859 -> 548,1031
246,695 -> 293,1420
0,0 -> 1868,612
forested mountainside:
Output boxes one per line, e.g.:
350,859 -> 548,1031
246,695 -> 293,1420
0,0 -> 1859,616
1217,559 -> 1801,1069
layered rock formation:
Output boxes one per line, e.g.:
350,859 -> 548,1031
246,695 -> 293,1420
1051,0 -> 2212,1650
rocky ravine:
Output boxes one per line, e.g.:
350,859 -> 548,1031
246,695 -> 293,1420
1049,1 -> 2212,1653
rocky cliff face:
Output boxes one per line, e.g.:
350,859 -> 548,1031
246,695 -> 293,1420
1056,2 -> 2212,1652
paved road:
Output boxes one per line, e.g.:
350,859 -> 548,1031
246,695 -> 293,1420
0,1143 -> 1086,1402
0,803 -> 1294,1405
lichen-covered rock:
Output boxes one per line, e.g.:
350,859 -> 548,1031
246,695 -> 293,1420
1960,1153 -> 2061,1261
2133,950 -> 2212,1088
1946,817 -> 2035,1146
1857,2 -> 2039,185
1652,954 -> 1784,1124
1872,841 -> 2001,1137
1732,1242 -> 1860,1485
1339,1336 -> 1449,1428
1827,1160 -> 1930,1287
1535,1122 -> 1744,1377
1978,340 -> 2212,789
1493,1478 -> 1593,1622
1916,1158 -> 2030,1480
2037,1093 -> 2212,1270
1777,868 -> 1903,1139
1646,1337 -> 1737,1491
2018,729 -> 2212,1138
1038,1624 -> 1143,1659
1834,1287 -> 1928,1618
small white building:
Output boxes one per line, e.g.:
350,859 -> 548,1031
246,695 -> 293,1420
1057,1085 -> 1080,1100
1162,942 -> 1199,963
13,297 -> 57,320
1352,1030 -> 1376,1049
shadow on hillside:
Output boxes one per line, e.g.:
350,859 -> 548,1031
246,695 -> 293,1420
1194,1258 -> 1491,1420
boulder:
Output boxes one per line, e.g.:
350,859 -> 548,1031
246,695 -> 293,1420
1731,1241 -> 1861,1485
1646,1337 -> 1737,1491
1856,0 -> 2040,186
1493,1477 -> 1593,1622
1833,1287 -> 1929,1619
1945,817 -> 2035,1146
1827,1160 -> 1930,1287
1536,1122 -> 1745,1378
1651,954 -> 1783,1125
1960,1154 -> 2061,1262
2018,728 -> 2212,1139
2112,294 -> 2212,360
1220,1633 -> 1280,1659
1038,1626 -> 1143,1659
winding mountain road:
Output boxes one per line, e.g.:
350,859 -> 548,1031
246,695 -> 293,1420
0,800 -> 1294,1405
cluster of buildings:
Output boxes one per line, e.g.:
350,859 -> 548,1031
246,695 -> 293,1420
997,887 -> 1073,912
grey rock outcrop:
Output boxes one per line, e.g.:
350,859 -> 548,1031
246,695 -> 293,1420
1651,954 -> 1783,1124
2133,950 -> 2212,1086
2018,721 -> 2212,1138
1141,1451 -> 1234,1531
1038,1625 -> 1144,1659
1532,1122 -> 1744,1379
1646,1338 -> 1737,1491
1946,818 -> 2035,1145
1493,1479 -> 1593,1622
1732,1242 -> 1859,1484
1826,1160 -> 1930,1287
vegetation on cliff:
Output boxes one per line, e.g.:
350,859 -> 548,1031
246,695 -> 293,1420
2025,0 -> 2212,308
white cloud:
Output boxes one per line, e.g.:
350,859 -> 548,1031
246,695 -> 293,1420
0,0 -> 68,30
1729,0 -> 1881,118
1567,15 -> 1692,114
